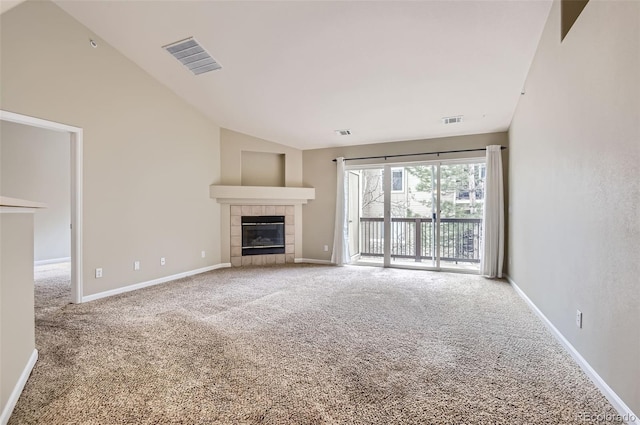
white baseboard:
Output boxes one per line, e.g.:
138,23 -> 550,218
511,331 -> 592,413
34,257 -> 71,266
1,349 -> 38,425
505,274 -> 638,425
294,258 -> 333,265
82,263 -> 231,303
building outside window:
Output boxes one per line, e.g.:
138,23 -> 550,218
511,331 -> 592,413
391,168 -> 404,192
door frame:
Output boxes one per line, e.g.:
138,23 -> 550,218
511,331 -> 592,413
347,171 -> 361,261
0,110 -> 84,303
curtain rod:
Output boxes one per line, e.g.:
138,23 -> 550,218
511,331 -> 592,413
332,146 -> 506,162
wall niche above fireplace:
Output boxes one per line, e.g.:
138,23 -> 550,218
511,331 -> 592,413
241,151 -> 285,187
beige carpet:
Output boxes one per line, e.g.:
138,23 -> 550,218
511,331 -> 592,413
11,264 -> 622,424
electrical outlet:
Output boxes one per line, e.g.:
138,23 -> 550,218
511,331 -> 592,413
323,245 -> 329,252
576,310 -> 583,328
201,251 -> 206,258
160,257 -> 166,266
95,268 -> 103,278
134,261 -> 140,271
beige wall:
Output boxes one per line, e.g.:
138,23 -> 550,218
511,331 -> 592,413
1,121 -> 71,262
0,212 -> 36,415
241,151 -> 285,187
509,0 -> 639,415
1,1 -> 221,296
302,132 -> 508,261
220,128 -> 303,186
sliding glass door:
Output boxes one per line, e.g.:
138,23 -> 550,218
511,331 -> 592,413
348,159 -> 485,272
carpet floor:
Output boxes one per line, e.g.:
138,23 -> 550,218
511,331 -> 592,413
10,264 -> 622,424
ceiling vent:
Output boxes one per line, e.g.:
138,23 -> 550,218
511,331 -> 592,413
335,129 -> 352,136
442,116 -> 463,124
163,37 -> 221,75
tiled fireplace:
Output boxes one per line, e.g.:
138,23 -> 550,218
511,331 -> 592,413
230,205 -> 295,267
209,185 -> 315,267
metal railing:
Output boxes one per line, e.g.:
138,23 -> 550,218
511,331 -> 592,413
359,217 -> 482,263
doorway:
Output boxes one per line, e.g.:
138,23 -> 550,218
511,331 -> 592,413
348,159 -> 486,272
0,110 -> 84,303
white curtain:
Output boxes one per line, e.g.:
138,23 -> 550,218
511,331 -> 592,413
480,145 -> 504,278
331,157 -> 351,266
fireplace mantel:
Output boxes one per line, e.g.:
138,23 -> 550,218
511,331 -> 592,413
209,185 -> 315,205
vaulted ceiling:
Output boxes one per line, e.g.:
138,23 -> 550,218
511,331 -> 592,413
54,1 -> 552,150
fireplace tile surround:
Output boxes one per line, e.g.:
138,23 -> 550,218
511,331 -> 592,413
210,185 -> 315,267
230,205 -> 295,267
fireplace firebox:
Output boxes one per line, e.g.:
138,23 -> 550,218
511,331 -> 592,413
241,216 -> 285,256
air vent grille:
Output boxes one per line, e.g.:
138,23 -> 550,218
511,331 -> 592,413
163,37 -> 221,75
335,129 -> 352,136
442,116 -> 463,124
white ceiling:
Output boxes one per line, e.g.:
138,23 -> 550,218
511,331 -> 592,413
54,1 -> 551,150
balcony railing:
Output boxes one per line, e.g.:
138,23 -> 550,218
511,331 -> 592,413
359,217 -> 482,263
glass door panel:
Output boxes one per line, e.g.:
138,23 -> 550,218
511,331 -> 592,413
390,165 -> 437,268
349,167 -> 385,266
438,163 -> 485,271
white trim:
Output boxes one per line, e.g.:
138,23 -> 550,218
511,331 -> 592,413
34,257 -> 71,266
0,207 -> 37,214
209,185 -> 315,205
294,258 -> 333,265
0,111 -> 81,133
70,131 -> 83,303
81,263 -> 231,303
506,274 -> 639,425
0,196 -> 47,208
1,349 -> 38,425
1,110 -> 83,304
